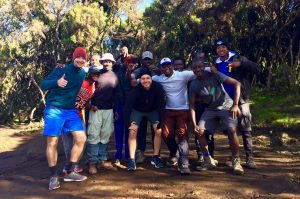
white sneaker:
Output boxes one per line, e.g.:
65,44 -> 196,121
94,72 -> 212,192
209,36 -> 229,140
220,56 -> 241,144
204,156 -> 217,170
232,157 -> 244,175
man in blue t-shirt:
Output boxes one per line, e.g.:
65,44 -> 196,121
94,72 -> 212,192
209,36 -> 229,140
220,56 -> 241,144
214,39 -> 260,169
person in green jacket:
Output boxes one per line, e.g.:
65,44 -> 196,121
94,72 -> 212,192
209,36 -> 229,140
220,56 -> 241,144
40,47 -> 88,191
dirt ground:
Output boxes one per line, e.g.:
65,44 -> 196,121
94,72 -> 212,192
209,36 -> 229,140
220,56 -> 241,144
0,125 -> 299,199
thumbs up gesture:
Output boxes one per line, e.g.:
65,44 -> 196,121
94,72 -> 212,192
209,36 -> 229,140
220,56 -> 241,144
57,74 -> 68,88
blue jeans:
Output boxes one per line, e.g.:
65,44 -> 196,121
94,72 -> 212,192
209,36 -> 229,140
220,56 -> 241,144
114,104 -> 129,160
86,143 -> 108,164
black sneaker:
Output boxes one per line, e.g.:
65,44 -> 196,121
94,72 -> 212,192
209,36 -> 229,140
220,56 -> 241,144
195,161 -> 207,171
127,159 -> 136,171
151,156 -> 164,168
178,165 -> 191,175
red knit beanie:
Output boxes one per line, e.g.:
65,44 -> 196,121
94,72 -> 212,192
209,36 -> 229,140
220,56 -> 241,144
72,47 -> 87,61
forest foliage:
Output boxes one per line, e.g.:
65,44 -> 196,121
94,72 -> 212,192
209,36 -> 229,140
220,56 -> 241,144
0,0 -> 299,123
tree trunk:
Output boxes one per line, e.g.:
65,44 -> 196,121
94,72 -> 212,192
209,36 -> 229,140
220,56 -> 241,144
267,62 -> 273,90
30,73 -> 46,106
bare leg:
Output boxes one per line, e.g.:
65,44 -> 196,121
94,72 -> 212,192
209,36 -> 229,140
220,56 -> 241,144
196,129 -> 209,154
128,123 -> 138,159
152,124 -> 162,156
46,137 -> 59,167
227,127 -> 240,158
70,131 -> 86,163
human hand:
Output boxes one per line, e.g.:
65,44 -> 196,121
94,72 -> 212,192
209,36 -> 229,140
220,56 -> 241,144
230,104 -> 239,119
229,61 -> 241,69
91,105 -> 98,112
210,63 -> 218,74
194,124 -> 201,134
57,74 -> 68,88
121,46 -> 129,57
114,112 -> 119,121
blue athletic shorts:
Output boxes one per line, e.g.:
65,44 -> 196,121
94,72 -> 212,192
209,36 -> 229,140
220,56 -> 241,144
43,106 -> 84,137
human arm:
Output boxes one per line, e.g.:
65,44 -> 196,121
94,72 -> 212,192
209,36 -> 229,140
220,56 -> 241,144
40,68 -> 65,90
189,95 -> 201,134
155,84 -> 166,129
188,82 -> 201,133
113,80 -> 121,121
230,55 -> 260,74
221,74 -> 241,119
181,71 -> 196,81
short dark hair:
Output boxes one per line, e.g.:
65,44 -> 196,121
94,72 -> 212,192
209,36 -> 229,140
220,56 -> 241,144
173,56 -> 186,66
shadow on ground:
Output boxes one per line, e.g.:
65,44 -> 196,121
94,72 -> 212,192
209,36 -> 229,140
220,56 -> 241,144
0,125 -> 299,199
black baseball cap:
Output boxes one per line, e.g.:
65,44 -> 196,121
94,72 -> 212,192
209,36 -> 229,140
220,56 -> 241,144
215,39 -> 229,49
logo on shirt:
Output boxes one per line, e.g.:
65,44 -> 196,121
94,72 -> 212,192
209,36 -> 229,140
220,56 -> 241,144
200,86 -> 215,96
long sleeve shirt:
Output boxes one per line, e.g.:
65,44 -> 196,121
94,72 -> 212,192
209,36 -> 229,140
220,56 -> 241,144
124,82 -> 166,127
91,68 -> 119,110
40,63 -> 86,109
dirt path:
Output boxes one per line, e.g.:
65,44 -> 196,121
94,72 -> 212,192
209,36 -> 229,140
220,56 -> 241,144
0,125 -> 299,199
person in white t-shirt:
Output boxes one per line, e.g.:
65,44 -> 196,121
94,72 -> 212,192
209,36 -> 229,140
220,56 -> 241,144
152,57 -> 195,175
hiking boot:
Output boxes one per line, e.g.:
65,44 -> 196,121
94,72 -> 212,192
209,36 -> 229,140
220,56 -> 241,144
178,164 -> 191,175
204,156 -> 217,170
98,161 -> 117,171
63,171 -> 87,182
128,159 -> 136,171
232,157 -> 244,175
49,176 -> 60,191
246,158 -> 257,169
88,164 -> 98,175
165,156 -> 178,167
136,150 -> 146,164
151,156 -> 164,168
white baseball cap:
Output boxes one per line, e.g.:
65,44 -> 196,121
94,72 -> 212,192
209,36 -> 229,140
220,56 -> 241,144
142,51 -> 153,60
100,53 -> 116,63
160,57 -> 172,66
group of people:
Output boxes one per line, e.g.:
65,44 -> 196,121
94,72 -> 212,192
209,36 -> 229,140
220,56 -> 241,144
41,39 -> 260,191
